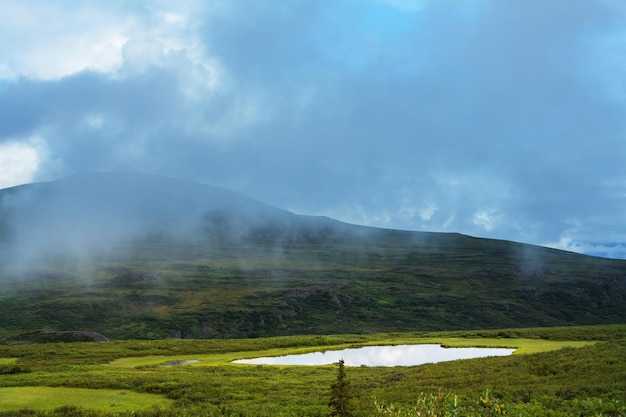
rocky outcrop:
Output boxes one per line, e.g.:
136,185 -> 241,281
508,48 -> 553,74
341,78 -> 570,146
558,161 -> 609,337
6,329 -> 109,344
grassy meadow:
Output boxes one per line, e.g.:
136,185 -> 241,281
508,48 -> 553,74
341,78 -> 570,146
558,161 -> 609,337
0,324 -> 625,416
2,177 -> 626,415
0,387 -> 173,413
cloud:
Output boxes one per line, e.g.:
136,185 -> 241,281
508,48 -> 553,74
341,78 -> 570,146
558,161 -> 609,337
547,237 -> 626,260
0,139 -> 41,189
0,0 -> 212,80
0,0 -> 625,257
0,1 -> 128,79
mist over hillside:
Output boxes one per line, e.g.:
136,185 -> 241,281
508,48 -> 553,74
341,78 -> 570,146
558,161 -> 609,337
0,172 -> 351,265
0,172 -> 625,340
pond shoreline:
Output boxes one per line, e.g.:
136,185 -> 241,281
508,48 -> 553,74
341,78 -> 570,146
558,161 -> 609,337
233,344 -> 515,367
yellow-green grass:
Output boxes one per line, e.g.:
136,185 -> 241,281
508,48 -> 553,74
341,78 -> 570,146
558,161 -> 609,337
107,337 -> 596,368
0,358 -> 18,365
0,386 -> 173,412
418,337 -> 596,354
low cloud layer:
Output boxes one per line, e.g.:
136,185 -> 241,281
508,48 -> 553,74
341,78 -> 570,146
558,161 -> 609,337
1,0 -> 625,258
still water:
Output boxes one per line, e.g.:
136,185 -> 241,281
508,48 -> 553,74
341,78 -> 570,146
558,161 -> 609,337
162,359 -> 200,366
233,344 -> 515,367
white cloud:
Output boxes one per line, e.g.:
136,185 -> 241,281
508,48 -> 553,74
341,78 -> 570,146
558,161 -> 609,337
472,210 -> 502,232
443,212 -> 457,230
0,2 -> 131,79
0,139 -> 42,189
546,236 -> 626,259
546,236 -> 585,254
0,135 -> 69,189
0,1 -> 214,81
416,201 -> 437,221
120,38 -> 167,73
398,201 -> 439,222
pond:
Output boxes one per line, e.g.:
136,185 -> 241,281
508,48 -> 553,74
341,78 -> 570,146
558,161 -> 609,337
233,344 -> 515,367
161,359 -> 199,366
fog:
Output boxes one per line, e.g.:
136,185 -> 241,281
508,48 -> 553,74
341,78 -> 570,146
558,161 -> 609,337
0,171 -> 363,274
0,171 -> 620,287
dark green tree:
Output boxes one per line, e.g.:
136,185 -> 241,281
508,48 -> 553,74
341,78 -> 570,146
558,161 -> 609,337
329,359 -> 353,417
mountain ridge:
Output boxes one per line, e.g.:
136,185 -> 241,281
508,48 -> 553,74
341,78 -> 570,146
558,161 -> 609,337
0,171 -> 344,259
0,172 -> 625,340
0,171 -> 612,259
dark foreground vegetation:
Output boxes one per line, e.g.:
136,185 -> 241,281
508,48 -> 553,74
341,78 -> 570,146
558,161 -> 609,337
0,325 -> 624,416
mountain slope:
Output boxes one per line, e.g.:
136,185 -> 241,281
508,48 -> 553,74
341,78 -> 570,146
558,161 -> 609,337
1,172 -> 303,251
0,172 -> 625,340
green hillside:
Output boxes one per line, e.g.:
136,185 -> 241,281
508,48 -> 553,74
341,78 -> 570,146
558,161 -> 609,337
1,224 -> 625,340
0,173 -> 625,340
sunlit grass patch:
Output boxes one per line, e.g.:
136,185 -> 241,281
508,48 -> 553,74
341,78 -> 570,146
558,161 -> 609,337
503,339 -> 596,354
0,358 -> 18,365
108,354 -> 204,368
425,337 -> 596,354
0,386 -> 173,412
107,347 -> 331,368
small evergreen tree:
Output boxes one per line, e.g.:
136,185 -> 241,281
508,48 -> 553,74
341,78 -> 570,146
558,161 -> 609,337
329,359 -> 353,417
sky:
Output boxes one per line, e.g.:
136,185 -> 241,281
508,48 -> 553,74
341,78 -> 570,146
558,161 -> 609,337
1,0 -> 625,259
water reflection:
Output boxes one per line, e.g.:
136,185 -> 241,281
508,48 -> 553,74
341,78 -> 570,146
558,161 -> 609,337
234,345 -> 515,367
161,359 -> 199,366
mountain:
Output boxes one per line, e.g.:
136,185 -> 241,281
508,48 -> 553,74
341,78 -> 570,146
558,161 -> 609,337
0,172 -> 625,340
0,171 -> 339,258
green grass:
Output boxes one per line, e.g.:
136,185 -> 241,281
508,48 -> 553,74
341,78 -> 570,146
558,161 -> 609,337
106,337 -> 595,368
0,325 -> 624,416
2,177 -> 625,415
0,386 -> 173,412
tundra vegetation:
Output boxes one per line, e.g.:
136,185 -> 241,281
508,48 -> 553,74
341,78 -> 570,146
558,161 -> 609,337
1,173 -> 625,341
1,175 -> 625,415
1,229 -> 626,342
0,324 -> 624,416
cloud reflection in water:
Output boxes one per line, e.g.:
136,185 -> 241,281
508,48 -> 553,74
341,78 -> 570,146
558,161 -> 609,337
234,344 -> 515,367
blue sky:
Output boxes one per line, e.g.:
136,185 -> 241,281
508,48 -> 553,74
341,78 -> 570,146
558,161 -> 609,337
1,0 -> 626,258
